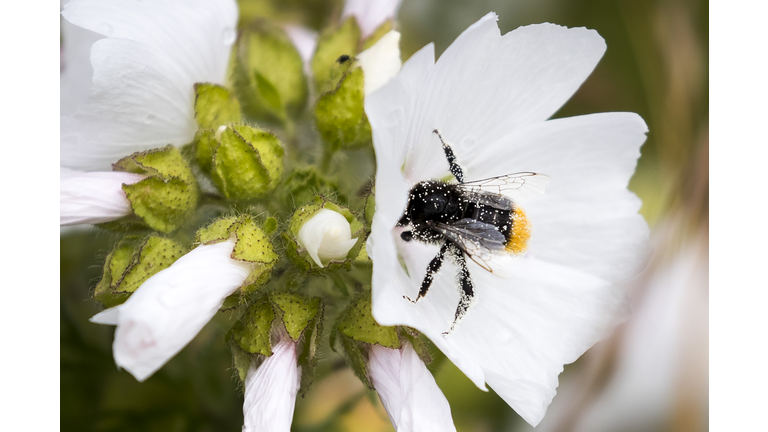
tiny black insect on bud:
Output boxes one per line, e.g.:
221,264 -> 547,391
336,54 -> 351,64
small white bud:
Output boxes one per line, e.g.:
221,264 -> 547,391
297,208 -> 359,267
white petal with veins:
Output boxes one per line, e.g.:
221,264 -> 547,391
60,0 -> 238,171
91,240 -> 253,382
60,169 -> 145,226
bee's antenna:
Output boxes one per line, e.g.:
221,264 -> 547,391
433,129 -> 465,183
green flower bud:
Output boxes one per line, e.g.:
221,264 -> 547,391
281,166 -> 344,209
232,21 -> 308,123
208,124 -> 285,200
194,83 -> 242,130
311,17 -> 361,94
314,67 -> 372,150
284,196 -> 365,271
94,235 -> 187,308
112,146 -> 199,233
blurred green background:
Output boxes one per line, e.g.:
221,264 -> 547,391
61,0 -> 708,430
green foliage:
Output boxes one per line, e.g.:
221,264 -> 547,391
193,83 -> 241,130
314,68 -> 372,150
209,124 -> 285,199
282,166 -> 345,208
113,146 -> 199,233
232,21 -> 308,123
193,129 -> 217,173
94,236 -> 186,308
311,17 -> 361,94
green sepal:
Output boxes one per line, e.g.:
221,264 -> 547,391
297,302 -> 323,395
263,217 -> 278,235
230,296 -> 275,356
194,129 -> 217,173
337,292 -> 401,349
399,327 -> 432,366
364,189 -> 375,227
193,83 -> 241,130
210,124 -> 284,200
195,216 -> 279,302
338,332 -> 373,389
314,67 -> 372,151
113,146 -> 199,233
230,343 -> 253,386
362,19 -> 395,51
232,21 -> 308,123
311,17 -> 361,94
94,236 -> 186,308
285,195 -> 366,271
281,166 -> 344,208
270,292 -> 321,341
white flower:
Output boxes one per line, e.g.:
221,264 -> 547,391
60,0 -> 238,171
284,24 -> 318,68
60,168 -> 145,226
242,335 -> 301,432
342,0 -> 403,38
369,341 -> 457,432
60,0 -> 102,115
358,31 -> 402,96
90,239 -> 253,381
297,208 -> 359,267
365,13 -> 651,426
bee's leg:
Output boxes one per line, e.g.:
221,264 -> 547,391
443,250 -> 474,336
404,242 -> 449,304
433,129 -> 465,184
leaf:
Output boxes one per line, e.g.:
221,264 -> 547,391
193,83 -> 241,130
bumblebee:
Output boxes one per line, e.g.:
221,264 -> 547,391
397,130 -> 550,335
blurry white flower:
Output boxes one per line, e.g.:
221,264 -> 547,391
284,24 -> 318,68
365,13 -> 650,426
91,239 -> 253,381
358,31 -> 402,96
60,0 -> 238,171
369,341 -> 457,432
297,208 -> 359,267
60,168 -> 145,226
342,0 -> 403,38
242,335 -> 301,432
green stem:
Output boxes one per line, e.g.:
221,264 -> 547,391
319,149 -> 334,172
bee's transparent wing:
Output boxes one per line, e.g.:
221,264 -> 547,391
461,172 -> 551,201
432,219 -> 506,273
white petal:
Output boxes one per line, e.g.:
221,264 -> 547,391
60,0 -> 238,171
464,113 -> 651,282
105,239 -> 253,381
60,2 -> 103,115
342,0 -> 403,38
60,169 -> 145,225
369,342 -> 457,432
284,24 -> 318,67
90,306 -> 120,325
242,337 -> 301,432
358,31 -> 402,96
366,14 -> 607,182
297,208 -> 358,267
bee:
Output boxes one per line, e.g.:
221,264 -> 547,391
397,130 -> 550,335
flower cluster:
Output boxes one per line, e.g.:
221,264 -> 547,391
61,0 -> 649,429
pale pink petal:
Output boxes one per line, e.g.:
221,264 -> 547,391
342,0 -> 403,38
242,337 -> 301,432
369,342 -> 456,432
91,240 -> 253,381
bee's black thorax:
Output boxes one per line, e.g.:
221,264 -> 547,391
398,180 -> 514,244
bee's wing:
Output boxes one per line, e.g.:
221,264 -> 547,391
461,172 -> 551,201
433,219 -> 506,273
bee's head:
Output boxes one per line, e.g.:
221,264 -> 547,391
400,180 -> 457,226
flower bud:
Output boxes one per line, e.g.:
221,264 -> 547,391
298,209 -> 358,267
60,169 -> 145,226
111,145 -> 199,233
286,197 -> 365,271
207,124 -> 285,200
